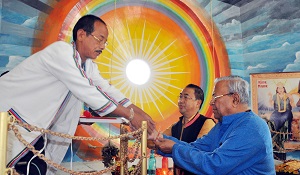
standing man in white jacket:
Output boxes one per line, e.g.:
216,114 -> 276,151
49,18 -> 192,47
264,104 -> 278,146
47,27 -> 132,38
0,14 -> 155,175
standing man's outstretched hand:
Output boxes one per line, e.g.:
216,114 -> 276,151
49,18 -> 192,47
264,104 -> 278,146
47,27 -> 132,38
128,104 -> 156,135
110,104 -> 156,135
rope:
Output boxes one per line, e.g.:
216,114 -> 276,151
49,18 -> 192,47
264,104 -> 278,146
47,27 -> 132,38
8,116 -> 145,175
120,127 -> 144,175
13,119 -> 142,141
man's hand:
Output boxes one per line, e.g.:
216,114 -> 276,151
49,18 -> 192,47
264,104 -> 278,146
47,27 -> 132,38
128,104 -> 156,135
110,104 -> 156,135
154,138 -> 175,154
148,129 -> 163,140
129,112 -> 156,135
147,129 -> 163,150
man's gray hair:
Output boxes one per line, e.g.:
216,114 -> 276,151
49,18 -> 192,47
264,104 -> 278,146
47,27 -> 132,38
215,75 -> 249,104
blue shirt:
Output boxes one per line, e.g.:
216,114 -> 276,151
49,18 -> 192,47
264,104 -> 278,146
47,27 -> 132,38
158,111 -> 275,175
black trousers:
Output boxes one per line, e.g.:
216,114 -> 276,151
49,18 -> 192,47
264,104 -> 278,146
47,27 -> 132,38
14,137 -> 47,175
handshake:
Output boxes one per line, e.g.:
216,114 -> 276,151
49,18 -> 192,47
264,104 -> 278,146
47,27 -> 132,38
146,129 -> 175,154
147,129 -> 163,150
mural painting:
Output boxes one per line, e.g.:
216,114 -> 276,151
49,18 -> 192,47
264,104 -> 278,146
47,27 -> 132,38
1,0 -> 300,162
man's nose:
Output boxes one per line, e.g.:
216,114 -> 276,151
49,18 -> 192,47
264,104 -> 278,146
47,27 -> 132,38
209,99 -> 215,106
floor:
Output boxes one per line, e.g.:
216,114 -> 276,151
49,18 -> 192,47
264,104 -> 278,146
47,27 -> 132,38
57,157 -> 172,175
57,161 -> 111,175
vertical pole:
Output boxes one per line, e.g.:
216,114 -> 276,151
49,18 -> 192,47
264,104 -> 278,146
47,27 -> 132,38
141,121 -> 147,175
0,112 -> 9,175
119,123 -> 125,175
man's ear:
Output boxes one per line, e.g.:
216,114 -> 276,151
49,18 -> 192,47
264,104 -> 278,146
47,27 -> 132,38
197,99 -> 202,107
233,93 -> 240,105
77,29 -> 86,41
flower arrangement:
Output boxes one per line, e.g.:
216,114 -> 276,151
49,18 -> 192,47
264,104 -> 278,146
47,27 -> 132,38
102,141 -> 120,175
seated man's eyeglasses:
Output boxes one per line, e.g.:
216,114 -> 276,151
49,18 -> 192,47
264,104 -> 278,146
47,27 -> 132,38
212,93 -> 234,101
178,95 -> 195,101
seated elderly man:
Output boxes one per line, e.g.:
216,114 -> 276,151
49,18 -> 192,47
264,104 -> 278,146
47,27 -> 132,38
154,75 -> 275,175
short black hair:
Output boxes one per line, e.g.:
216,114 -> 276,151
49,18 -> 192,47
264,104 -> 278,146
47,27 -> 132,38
0,70 -> 9,77
72,14 -> 106,41
185,84 -> 204,109
298,80 -> 300,94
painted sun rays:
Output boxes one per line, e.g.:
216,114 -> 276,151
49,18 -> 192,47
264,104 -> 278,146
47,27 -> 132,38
94,19 -> 189,119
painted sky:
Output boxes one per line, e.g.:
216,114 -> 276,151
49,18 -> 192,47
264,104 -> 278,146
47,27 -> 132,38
1,0 -> 300,81
209,0 -> 300,81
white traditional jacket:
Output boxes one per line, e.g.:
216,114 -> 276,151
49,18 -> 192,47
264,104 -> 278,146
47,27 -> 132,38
0,41 -> 131,174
